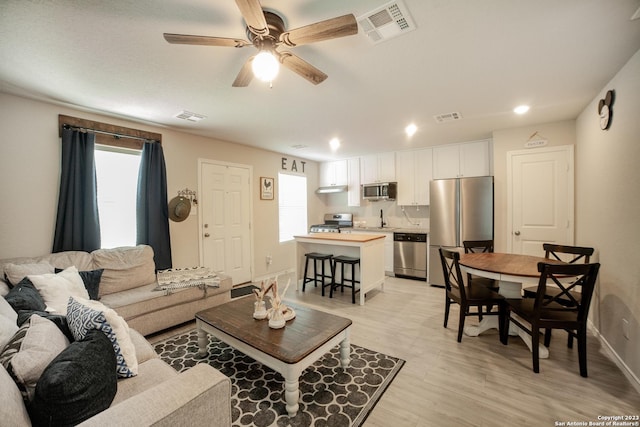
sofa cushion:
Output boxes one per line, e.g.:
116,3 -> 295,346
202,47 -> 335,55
29,266 -> 90,315
0,314 -> 70,401
100,283 -> 209,319
55,267 -> 103,300
111,357 -> 178,406
28,329 -> 117,426
67,296 -> 138,378
4,262 -> 54,287
129,329 -> 158,364
4,278 -> 47,313
92,245 -> 157,297
0,365 -> 31,426
40,250 -> 95,272
17,310 -> 74,342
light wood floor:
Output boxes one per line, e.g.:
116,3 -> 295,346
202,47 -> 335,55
149,277 -> 640,426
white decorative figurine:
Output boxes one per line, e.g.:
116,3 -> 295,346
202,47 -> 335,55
267,278 -> 295,328
252,280 -> 270,320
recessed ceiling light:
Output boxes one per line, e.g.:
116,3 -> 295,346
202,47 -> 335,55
514,105 -> 530,114
405,123 -> 417,137
329,137 -> 340,151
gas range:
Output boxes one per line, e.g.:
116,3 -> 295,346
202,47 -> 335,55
309,213 -> 353,233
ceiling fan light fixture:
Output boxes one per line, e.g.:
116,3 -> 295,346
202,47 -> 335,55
252,50 -> 280,82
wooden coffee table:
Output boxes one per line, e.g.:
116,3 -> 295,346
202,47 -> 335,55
195,297 -> 352,417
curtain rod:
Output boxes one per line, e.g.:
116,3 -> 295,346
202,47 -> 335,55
62,124 -> 160,144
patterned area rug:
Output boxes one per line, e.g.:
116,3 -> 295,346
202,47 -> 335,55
154,329 -> 405,427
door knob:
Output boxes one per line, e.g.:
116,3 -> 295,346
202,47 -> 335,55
514,231 -> 521,236
204,233 -> 210,237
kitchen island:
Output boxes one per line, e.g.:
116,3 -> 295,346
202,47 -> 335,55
293,233 -> 386,305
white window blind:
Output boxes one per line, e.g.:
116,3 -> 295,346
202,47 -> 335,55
94,146 -> 141,248
278,173 -> 307,242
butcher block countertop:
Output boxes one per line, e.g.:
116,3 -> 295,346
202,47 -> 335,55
294,233 -> 385,243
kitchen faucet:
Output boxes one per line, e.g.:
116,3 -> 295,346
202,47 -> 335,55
380,209 -> 386,228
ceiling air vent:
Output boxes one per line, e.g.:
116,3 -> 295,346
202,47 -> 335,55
175,111 -> 206,122
434,112 -> 463,124
357,1 -> 416,45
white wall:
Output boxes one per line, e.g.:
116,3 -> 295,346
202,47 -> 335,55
0,93 -> 324,281
575,48 -> 640,381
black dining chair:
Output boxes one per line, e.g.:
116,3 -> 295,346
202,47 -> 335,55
439,248 -> 505,343
522,243 -> 594,346
501,262 -> 600,377
462,240 -> 499,291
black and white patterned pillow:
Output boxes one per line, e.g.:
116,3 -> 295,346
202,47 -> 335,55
66,297 -> 135,378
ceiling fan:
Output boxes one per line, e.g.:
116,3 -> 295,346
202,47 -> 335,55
163,0 -> 358,87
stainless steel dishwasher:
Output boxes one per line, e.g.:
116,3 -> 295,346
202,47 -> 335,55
393,232 -> 428,280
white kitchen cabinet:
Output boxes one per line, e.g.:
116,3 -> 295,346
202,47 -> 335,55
319,160 -> 348,187
360,152 -> 396,183
352,230 -> 394,275
396,148 -> 432,205
346,157 -> 361,207
432,139 -> 491,179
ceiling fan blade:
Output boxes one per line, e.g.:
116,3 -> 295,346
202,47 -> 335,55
280,14 -> 358,47
235,0 -> 269,36
163,33 -> 250,48
278,52 -> 328,85
232,56 -> 255,87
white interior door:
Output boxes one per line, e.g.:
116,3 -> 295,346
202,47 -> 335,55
199,161 -> 252,285
507,145 -> 574,255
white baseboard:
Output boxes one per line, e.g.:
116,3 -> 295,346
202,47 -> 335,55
252,269 -> 296,286
589,320 -> 640,394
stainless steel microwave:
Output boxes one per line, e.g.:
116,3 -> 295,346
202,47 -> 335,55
362,182 -> 397,201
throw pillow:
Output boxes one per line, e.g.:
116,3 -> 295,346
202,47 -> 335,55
55,268 -> 103,300
4,278 -> 47,313
0,314 -> 70,402
92,245 -> 156,296
28,266 -> 90,315
16,310 -> 73,342
28,329 -> 117,426
4,262 -> 54,288
0,296 -> 19,349
66,296 -> 138,377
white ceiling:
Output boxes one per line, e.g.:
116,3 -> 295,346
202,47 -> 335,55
1,0 -> 640,161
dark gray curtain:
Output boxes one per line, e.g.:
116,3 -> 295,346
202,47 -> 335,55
52,128 -> 101,252
136,142 -> 172,270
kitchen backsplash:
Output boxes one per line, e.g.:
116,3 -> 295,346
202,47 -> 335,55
322,194 -> 429,229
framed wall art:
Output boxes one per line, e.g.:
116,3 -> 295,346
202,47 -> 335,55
260,177 -> 274,200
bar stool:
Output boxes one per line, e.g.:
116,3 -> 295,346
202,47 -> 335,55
330,255 -> 361,304
302,252 -> 334,295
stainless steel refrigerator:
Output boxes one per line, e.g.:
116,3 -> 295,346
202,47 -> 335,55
428,176 -> 494,286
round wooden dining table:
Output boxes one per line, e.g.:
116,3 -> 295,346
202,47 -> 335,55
458,252 -> 566,358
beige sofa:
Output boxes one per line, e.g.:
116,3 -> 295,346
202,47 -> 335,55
0,245 -> 234,425
0,245 -> 233,336
0,312 -> 231,426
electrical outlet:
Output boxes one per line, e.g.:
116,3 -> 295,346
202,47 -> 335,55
266,255 -> 272,265
622,318 -> 630,340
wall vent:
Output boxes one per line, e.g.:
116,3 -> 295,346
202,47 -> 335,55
433,112 -> 463,123
175,111 -> 206,122
357,0 -> 416,45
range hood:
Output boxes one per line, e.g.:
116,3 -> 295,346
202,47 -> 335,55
316,185 -> 348,194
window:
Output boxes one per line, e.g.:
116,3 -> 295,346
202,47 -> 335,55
94,145 -> 141,248
278,173 -> 307,242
